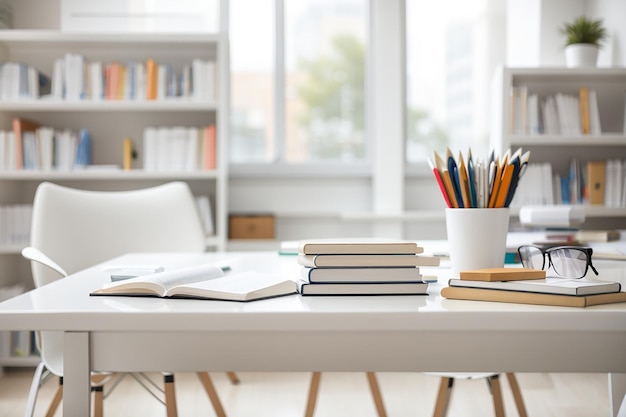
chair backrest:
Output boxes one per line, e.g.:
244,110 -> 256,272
28,181 -> 207,374
30,181 -> 207,287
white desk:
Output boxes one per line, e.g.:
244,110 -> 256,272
0,251 -> 625,417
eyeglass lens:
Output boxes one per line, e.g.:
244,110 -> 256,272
549,248 -> 588,279
519,246 -> 545,270
519,246 -> 589,279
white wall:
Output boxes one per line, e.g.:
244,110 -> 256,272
507,0 -> 626,67
589,0 -> 626,67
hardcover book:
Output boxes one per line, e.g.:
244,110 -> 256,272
298,238 -> 424,255
441,286 -> 626,308
297,254 -> 440,268
301,266 -> 422,283
449,277 -> 620,296
297,280 -> 428,296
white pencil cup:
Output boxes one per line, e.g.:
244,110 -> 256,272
445,208 -> 510,278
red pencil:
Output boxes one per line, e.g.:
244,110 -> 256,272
428,158 -> 452,208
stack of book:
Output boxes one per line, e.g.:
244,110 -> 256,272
295,238 -> 440,296
441,268 -> 626,307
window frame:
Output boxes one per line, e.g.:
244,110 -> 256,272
228,0 -> 377,176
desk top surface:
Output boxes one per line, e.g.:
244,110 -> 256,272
1,248 -> 626,333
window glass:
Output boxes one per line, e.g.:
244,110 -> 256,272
405,0 -> 506,162
230,0 -> 275,162
285,0 -> 367,162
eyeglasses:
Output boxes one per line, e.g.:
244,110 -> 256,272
517,245 -> 599,279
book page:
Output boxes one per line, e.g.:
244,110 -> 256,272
168,272 -> 297,301
97,264 -> 225,296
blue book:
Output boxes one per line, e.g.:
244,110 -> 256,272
74,129 -> 92,168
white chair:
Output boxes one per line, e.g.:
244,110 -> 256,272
431,372 -> 527,417
22,181 -> 236,417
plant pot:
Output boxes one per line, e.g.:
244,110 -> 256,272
564,44 -> 599,68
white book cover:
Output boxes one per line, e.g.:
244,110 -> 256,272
448,277 -> 621,296
142,127 -> 158,171
195,194 -> 214,235
192,59 -> 206,100
89,62 -> 104,101
51,58 -> 64,99
37,127 -> 55,171
5,131 -> 16,171
186,127 -> 199,171
0,131 -> 5,171
134,63 -> 146,101
156,127 -> 170,172
589,89 -> 602,135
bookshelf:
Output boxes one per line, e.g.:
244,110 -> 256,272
0,30 -> 230,370
491,66 -> 626,225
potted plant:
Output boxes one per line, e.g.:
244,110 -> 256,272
560,16 -> 607,68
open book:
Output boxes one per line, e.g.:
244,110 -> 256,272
91,263 -> 297,302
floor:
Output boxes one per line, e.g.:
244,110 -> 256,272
0,369 -> 610,417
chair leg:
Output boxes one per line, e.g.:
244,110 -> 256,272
44,380 -> 63,417
506,373 -> 528,417
162,373 -> 179,417
433,377 -> 454,417
197,372 -> 226,417
92,386 -> 104,417
304,372 -> 322,417
488,375 -> 505,417
366,372 -> 388,417
24,361 -> 46,417
226,371 -> 240,385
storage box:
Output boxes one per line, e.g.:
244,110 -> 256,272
229,214 -> 275,239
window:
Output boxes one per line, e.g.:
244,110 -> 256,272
405,0 -> 506,163
230,0 -> 368,164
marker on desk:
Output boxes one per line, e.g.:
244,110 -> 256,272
108,264 -> 231,282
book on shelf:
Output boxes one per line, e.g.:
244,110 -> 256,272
588,89 -> 602,134
512,87 -> 602,136
195,195 -> 215,236
202,124 -> 217,170
297,253 -> 440,268
448,276 -> 621,296
146,58 -> 158,100
586,161 -> 606,205
441,286 -> 626,308
297,280 -> 428,296
143,125 -> 216,172
298,238 -> 424,255
579,87 -> 590,134
300,266 -> 422,283
459,268 -> 545,282
91,263 -> 297,302
12,118 -> 39,171
575,229 -> 620,243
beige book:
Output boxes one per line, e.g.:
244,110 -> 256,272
441,286 -> 626,308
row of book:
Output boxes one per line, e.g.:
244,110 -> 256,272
442,267 -> 626,308
143,125 -> 217,172
52,54 -> 216,102
295,239 -> 440,296
510,86 -> 603,135
0,62 -> 51,100
511,159 -> 626,208
0,126 -> 92,172
0,204 -> 32,247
